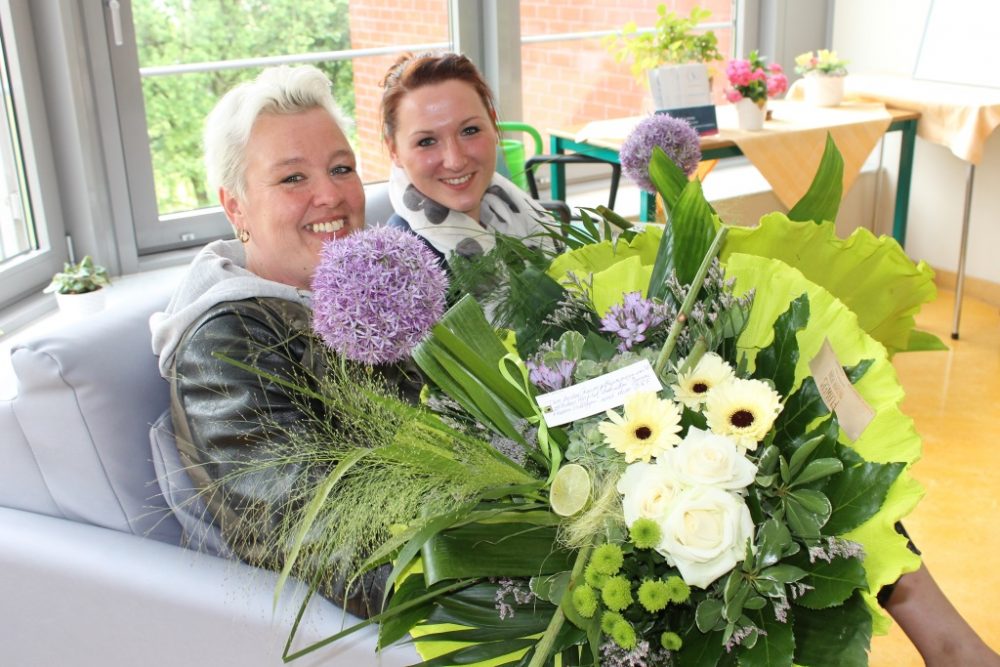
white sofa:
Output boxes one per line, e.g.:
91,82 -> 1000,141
0,184 -> 420,666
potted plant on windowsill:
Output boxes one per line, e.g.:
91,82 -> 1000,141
604,4 -> 723,83
44,255 -> 111,317
794,49 -> 849,107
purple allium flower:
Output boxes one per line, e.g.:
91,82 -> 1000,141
311,226 -> 448,364
527,357 -> 576,392
620,114 -> 702,193
600,291 -> 671,352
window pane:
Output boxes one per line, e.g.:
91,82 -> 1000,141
0,24 -> 35,267
130,0 -> 449,220
519,1 -> 734,136
133,0 -> 357,216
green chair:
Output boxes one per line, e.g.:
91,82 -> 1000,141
498,122 -> 544,191
497,121 -> 621,225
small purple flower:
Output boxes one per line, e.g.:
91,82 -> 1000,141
527,357 -> 576,392
620,114 -> 702,193
492,577 -> 536,620
600,291 -> 671,352
311,226 -> 448,364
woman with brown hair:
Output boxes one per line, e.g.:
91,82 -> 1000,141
379,51 -> 550,265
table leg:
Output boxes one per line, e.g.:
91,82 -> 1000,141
549,136 -> 566,202
893,119 -> 917,246
641,192 -> 655,222
951,163 -> 976,340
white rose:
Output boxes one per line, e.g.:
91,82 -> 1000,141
616,460 -> 686,526
672,427 -> 757,490
656,486 -> 754,589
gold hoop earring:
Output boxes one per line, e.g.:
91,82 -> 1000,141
237,228 -> 250,243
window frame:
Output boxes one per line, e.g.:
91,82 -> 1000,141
0,0 -> 69,311
98,0 -> 460,258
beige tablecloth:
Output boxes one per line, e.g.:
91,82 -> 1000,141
572,100 -> 893,209
791,74 -> 1000,165
715,100 -> 891,208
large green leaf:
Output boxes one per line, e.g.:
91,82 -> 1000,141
423,583 -> 556,632
739,607 -> 794,667
648,179 -> 718,300
422,519 -> 575,585
410,639 -> 537,667
905,329 -> 948,352
792,592 -> 872,667
726,253 -> 923,621
676,623 -> 727,667
787,132 -> 844,224
413,296 -> 538,447
722,212 -> 937,356
787,550 -> 869,610
752,293 -> 808,397
379,573 -> 436,647
649,144 -> 690,212
823,460 -> 905,535
546,224 -> 661,291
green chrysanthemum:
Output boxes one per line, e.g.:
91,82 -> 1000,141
611,618 -> 637,650
591,543 -> 625,575
629,517 -> 662,549
665,575 -> 691,603
638,579 -> 671,612
601,611 -> 624,635
585,563 -> 610,589
601,575 -> 633,612
571,584 -> 598,618
661,631 -> 683,651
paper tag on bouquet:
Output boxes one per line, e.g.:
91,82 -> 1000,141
808,338 -> 876,440
535,360 -> 663,427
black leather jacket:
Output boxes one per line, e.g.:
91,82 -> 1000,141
168,296 -> 386,617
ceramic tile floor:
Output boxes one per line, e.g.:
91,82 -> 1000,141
870,290 -> 1000,665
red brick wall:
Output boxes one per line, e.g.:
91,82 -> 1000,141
348,1 -> 449,181
348,1 -> 732,182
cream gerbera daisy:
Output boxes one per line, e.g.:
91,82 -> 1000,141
598,392 -> 682,463
672,352 -> 736,410
704,378 -> 783,451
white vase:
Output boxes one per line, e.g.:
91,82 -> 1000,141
55,289 -> 107,319
735,97 -> 766,131
803,72 -> 845,107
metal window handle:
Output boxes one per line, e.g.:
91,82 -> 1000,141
108,0 -> 123,46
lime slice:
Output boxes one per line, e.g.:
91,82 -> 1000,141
549,464 -> 592,517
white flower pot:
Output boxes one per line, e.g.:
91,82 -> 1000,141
55,288 -> 107,319
735,97 -> 766,131
803,72 -> 845,107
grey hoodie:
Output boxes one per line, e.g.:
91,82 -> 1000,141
149,239 -> 311,377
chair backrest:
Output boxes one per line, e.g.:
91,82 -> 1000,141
364,180 -> 395,227
498,121 -> 545,191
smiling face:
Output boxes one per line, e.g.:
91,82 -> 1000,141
221,107 -> 365,290
387,79 -> 498,222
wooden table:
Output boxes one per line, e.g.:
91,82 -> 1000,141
548,105 -> 920,245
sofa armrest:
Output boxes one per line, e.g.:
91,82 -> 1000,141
0,507 -> 420,666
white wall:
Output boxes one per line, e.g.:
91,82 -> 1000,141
832,0 -> 1000,286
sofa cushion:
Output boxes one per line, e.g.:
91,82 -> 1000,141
149,408 -> 232,556
6,279 -> 182,544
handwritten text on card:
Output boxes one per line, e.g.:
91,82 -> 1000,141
535,360 -> 663,427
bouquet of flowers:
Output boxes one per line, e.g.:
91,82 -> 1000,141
222,132 -> 940,666
794,50 -> 849,77
725,50 -> 789,105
